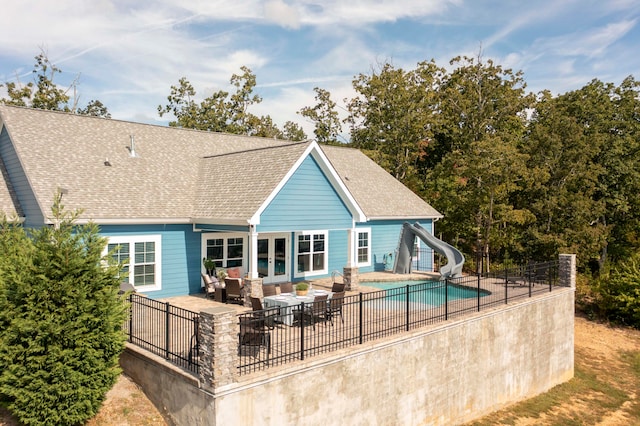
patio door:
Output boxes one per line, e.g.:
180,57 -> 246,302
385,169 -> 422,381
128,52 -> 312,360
257,234 -> 289,284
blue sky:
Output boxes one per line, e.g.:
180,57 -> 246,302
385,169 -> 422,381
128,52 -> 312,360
1,1 -> 639,136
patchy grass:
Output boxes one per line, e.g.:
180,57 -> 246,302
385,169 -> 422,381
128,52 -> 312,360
467,316 -> 640,426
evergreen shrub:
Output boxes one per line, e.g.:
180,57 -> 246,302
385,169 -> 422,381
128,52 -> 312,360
0,198 -> 127,425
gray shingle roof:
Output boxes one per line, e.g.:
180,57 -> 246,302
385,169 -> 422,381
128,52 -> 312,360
322,145 -> 442,219
0,105 -> 441,223
192,142 -> 311,221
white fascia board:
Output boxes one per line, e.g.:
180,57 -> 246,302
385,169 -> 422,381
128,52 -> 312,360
71,217 -> 193,225
365,214 -> 444,222
191,217 -> 251,227
249,141 -> 367,225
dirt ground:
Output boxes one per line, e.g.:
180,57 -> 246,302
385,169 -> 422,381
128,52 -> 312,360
1,315 -> 639,425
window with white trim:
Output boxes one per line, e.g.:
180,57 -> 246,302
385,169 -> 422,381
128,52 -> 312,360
356,229 -> 371,266
295,231 -> 328,277
204,235 -> 246,269
105,235 -> 162,292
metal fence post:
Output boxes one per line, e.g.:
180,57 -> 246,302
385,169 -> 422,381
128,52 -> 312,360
165,302 -> 170,360
128,293 -> 133,342
406,284 -> 410,331
445,278 -> 449,321
477,273 -> 481,312
504,265 -> 508,304
299,302 -> 305,360
359,292 -> 363,345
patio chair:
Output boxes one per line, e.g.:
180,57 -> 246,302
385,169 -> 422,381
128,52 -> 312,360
262,284 -> 277,297
279,282 -> 294,294
225,278 -> 244,304
326,291 -> 345,325
201,273 -> 217,299
238,316 -> 271,363
295,294 -> 329,330
250,296 -> 277,329
331,282 -> 346,293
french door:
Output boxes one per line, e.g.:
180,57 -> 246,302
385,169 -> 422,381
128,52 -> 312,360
257,234 -> 289,284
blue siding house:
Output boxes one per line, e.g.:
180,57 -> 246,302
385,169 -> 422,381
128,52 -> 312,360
0,105 -> 442,298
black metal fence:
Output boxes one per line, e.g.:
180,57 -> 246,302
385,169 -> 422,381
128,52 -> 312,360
123,293 -> 200,374
238,260 -> 561,375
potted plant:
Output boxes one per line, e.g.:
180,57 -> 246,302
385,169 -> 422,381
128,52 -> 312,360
203,257 -> 216,277
216,268 -> 228,283
295,282 -> 309,296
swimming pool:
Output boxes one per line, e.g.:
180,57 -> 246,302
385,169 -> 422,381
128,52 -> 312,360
363,280 -> 490,306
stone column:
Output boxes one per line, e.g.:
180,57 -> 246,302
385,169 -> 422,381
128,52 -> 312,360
559,254 -> 576,288
242,277 -> 263,308
343,266 -> 359,291
198,306 -> 238,392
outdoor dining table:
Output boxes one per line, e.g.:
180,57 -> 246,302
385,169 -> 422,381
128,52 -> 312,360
263,289 -> 332,326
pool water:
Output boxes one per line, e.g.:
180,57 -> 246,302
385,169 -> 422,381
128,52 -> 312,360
363,280 -> 489,306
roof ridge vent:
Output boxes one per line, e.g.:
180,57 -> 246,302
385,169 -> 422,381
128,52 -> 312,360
128,134 -> 138,157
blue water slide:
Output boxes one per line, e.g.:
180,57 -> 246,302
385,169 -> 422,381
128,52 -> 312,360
393,222 -> 465,278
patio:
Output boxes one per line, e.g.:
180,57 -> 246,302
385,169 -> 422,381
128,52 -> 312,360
160,270 -> 441,312
143,266 -> 555,376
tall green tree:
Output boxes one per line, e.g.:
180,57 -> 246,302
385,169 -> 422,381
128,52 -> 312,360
0,194 -> 127,426
520,87 -> 608,266
593,76 -> 640,264
299,87 -> 343,144
158,67 -> 307,140
77,99 -> 112,118
345,61 -> 444,191
424,55 -> 534,270
1,50 -> 110,117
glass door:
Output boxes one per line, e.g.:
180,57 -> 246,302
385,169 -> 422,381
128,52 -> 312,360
257,234 -> 289,284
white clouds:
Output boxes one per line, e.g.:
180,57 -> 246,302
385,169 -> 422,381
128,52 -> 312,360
296,0 -> 458,26
0,0 -> 638,131
264,0 -> 301,29
534,19 -> 637,58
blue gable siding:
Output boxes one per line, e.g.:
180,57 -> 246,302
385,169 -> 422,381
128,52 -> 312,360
258,155 -> 352,232
0,127 -> 44,227
100,224 -> 201,299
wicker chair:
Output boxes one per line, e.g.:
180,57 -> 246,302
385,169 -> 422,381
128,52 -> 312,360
295,294 -> 329,330
238,316 -> 271,362
326,291 -> 345,325
331,282 -> 346,293
262,284 -> 277,297
279,282 -> 294,294
225,278 -> 244,304
250,296 -> 277,329
201,273 -> 217,299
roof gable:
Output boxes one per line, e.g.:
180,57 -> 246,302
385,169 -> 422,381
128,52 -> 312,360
251,141 -> 366,225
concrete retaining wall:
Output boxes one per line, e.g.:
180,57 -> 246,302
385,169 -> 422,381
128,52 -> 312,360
121,287 -> 574,426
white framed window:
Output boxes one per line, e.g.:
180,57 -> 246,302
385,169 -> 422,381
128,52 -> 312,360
202,233 -> 246,269
356,228 -> 371,267
105,235 -> 162,292
295,230 -> 328,278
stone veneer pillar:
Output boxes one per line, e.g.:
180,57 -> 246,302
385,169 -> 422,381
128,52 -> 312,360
242,277 -> 263,308
559,254 -> 576,289
343,266 -> 359,291
198,306 -> 238,392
